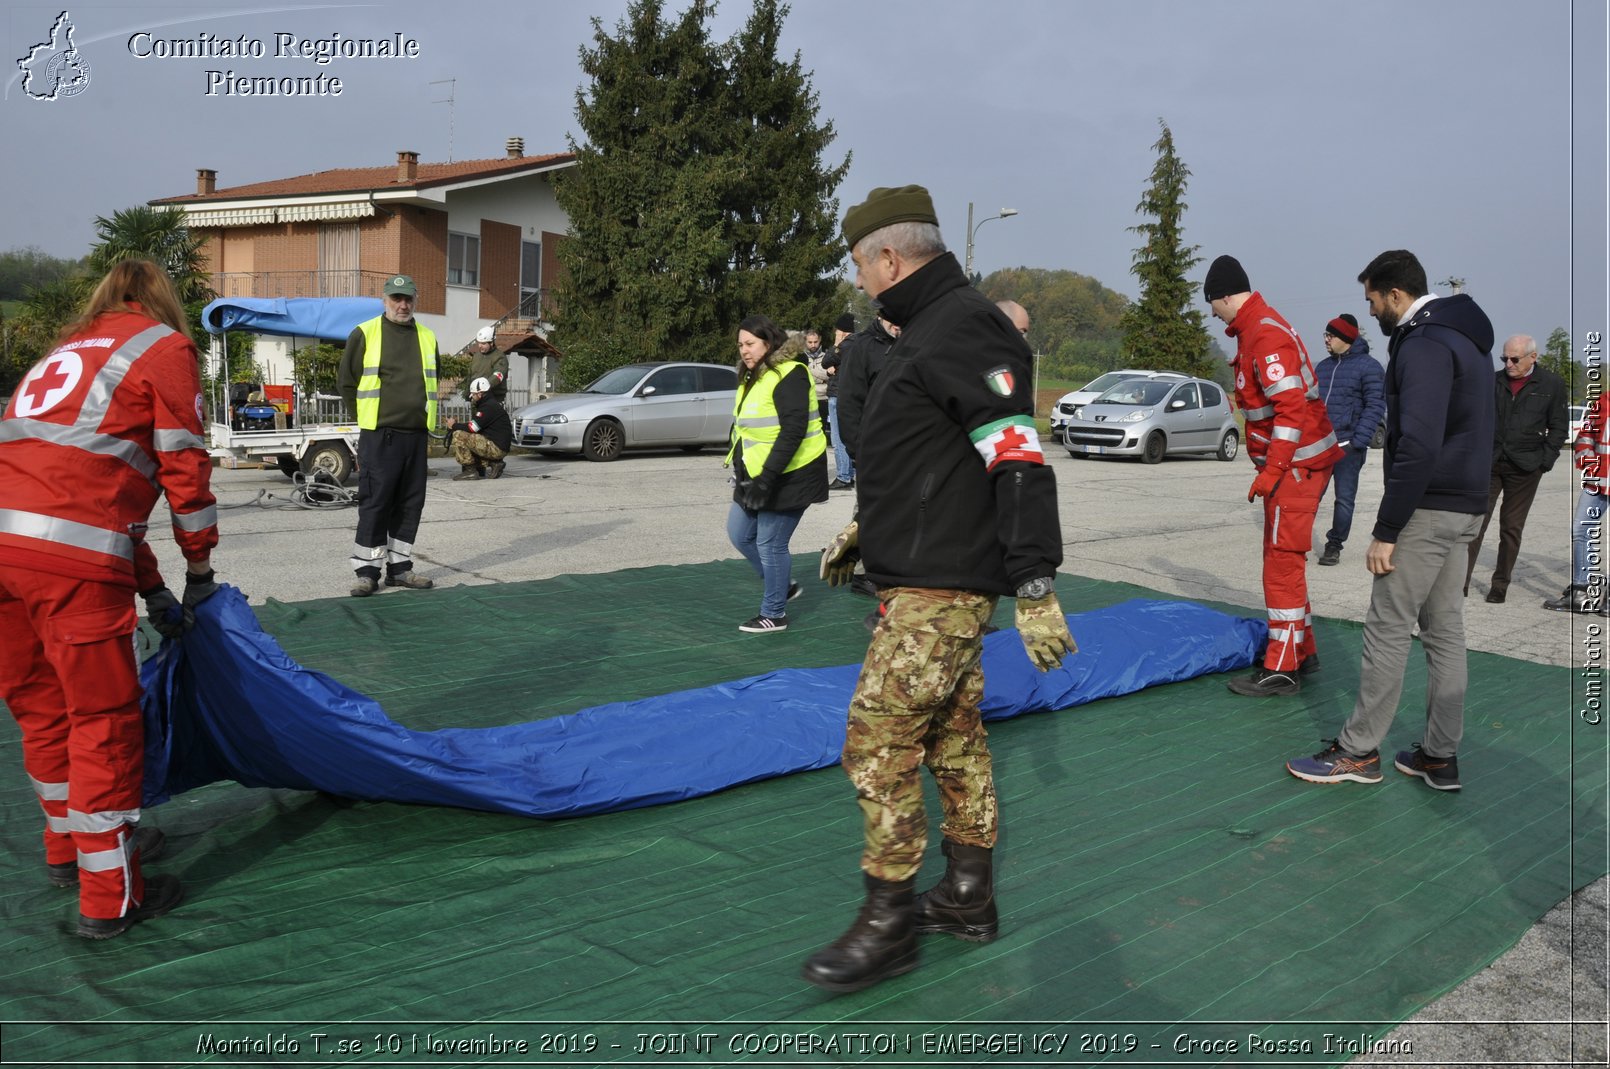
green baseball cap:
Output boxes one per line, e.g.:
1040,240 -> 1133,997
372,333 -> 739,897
383,274 -> 417,297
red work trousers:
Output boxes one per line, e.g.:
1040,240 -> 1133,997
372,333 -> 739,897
1261,464 -> 1333,671
0,564 -> 148,920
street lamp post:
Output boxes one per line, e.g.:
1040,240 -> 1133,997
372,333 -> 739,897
964,201 -> 1019,278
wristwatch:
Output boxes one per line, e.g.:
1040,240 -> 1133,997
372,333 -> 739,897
1016,577 -> 1055,600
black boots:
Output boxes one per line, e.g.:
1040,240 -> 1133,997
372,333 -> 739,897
913,839 -> 998,943
800,874 -> 918,992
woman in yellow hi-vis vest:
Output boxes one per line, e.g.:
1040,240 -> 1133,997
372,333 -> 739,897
725,315 -> 829,632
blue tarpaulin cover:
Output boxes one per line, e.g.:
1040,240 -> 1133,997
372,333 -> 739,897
141,588 -> 1263,818
201,297 -> 384,341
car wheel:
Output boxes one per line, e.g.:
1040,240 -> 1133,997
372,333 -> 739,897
1217,429 -> 1240,462
1142,431 -> 1167,465
301,441 -> 353,483
582,418 -> 624,462
1371,424 -> 1386,449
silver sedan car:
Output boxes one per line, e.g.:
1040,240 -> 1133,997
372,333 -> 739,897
1062,376 -> 1241,464
512,362 -> 738,461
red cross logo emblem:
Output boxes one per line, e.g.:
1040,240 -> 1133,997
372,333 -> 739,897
15,351 -> 83,418
995,424 -> 1030,452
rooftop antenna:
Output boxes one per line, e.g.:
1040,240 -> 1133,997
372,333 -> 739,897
430,78 -> 456,162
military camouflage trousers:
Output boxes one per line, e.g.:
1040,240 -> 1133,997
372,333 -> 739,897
841,586 -> 999,882
449,430 -> 505,467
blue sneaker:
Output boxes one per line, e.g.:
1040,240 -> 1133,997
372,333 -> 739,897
1286,739 -> 1382,784
1394,745 -> 1461,791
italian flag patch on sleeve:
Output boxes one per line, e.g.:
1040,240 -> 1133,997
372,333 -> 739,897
970,415 -> 1044,470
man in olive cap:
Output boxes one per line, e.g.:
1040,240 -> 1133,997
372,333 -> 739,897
339,274 -> 440,596
805,184 -> 1076,993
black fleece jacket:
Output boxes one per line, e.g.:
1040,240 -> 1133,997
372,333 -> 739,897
1374,293 -> 1496,542
857,252 -> 1062,594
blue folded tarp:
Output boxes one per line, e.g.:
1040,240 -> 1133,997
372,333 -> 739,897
141,588 -> 1263,818
201,297 -> 384,341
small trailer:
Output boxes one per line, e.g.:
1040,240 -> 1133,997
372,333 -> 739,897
202,297 -> 382,484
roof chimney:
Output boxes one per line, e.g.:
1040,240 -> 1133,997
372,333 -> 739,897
196,169 -> 217,196
396,151 -> 419,182
505,136 -> 525,159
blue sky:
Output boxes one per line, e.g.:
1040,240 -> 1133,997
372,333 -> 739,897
3,0 -> 1604,357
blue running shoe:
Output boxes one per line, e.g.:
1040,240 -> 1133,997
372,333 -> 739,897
1286,739 -> 1382,784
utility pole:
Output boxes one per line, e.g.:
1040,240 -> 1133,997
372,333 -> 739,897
1438,276 -> 1466,294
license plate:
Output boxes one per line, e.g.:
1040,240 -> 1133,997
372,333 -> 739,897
1086,445 -> 1106,455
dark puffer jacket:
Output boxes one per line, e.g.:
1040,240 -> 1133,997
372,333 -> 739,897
1314,337 -> 1386,452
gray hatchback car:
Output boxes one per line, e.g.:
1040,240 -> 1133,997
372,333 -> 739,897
512,362 -> 738,461
1062,376 -> 1240,464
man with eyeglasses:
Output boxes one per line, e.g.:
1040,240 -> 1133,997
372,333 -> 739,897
339,275 -> 440,597
1463,334 -> 1568,603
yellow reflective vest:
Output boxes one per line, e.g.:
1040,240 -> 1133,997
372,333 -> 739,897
727,359 -> 825,477
355,317 -> 438,431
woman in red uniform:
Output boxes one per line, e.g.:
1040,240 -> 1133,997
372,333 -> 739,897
0,259 -> 219,938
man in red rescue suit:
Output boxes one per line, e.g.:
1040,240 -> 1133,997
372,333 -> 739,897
0,259 -> 219,938
1206,255 -> 1343,696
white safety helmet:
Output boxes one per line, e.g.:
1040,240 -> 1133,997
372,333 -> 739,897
469,377 -> 493,395
475,326 -> 495,344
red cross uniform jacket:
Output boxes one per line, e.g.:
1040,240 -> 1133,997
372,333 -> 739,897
1225,292 -> 1344,474
0,307 -> 219,590
1576,394 -> 1610,495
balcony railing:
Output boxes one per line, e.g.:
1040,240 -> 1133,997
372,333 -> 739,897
209,270 -> 399,299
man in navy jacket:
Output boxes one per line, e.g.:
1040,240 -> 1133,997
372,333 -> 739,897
1288,250 -> 1494,792
1314,314 -> 1386,567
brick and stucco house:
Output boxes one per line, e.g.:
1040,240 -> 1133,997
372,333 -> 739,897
152,138 -> 574,395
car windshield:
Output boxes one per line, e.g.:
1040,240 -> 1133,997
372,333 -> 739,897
1093,380 -> 1174,406
583,365 -> 654,394
1083,372 -> 1140,393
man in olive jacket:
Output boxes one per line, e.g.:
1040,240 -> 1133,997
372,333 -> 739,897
1464,333 -> 1569,603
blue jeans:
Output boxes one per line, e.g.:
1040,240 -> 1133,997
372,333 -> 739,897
829,397 -> 853,482
1573,488 -> 1606,588
727,502 -> 804,618
1324,447 -> 1368,549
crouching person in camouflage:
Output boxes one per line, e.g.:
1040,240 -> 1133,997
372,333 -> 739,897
444,377 -> 513,481
803,185 -> 1075,994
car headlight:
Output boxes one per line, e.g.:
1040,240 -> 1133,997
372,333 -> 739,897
1117,409 -> 1152,423
533,414 -> 569,425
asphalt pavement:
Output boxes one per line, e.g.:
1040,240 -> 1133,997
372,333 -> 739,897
151,443 -> 1607,1067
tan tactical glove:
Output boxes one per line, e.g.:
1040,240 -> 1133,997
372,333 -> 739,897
1016,593 -> 1077,671
819,521 -> 860,586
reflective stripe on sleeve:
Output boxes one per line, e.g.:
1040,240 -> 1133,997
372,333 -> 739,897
170,504 -> 218,532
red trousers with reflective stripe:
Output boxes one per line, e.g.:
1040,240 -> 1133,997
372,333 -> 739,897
1261,464 -> 1333,671
0,564 -> 147,919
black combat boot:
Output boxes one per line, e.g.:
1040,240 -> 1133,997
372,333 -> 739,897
800,874 -> 918,993
913,839 -> 998,942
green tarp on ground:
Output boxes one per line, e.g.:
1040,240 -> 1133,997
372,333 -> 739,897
0,563 -> 1602,1067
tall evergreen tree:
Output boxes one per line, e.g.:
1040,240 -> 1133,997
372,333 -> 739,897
551,0 -> 849,387
1118,120 -> 1212,377
1540,326 -> 1581,401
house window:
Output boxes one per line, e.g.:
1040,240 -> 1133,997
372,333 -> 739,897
448,232 -> 480,287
